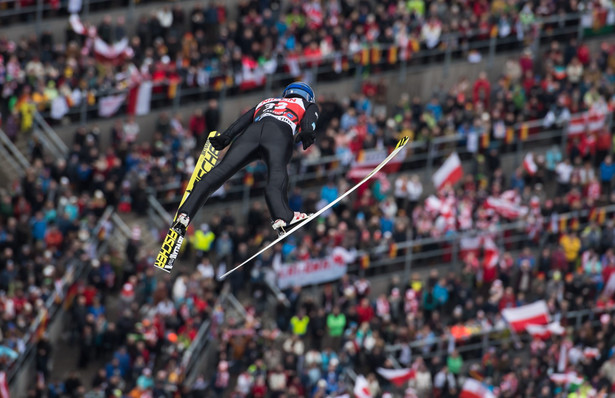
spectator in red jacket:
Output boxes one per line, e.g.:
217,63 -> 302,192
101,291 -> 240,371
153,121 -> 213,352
499,287 -> 516,310
473,71 -> 491,109
189,109 -> 207,149
356,297 -> 375,324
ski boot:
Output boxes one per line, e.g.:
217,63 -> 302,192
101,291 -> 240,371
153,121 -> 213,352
272,212 -> 311,237
173,213 -> 190,233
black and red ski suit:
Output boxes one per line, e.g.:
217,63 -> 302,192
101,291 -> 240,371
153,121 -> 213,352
177,97 -> 319,225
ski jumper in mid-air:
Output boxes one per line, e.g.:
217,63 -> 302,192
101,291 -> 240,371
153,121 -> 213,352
174,82 -> 319,234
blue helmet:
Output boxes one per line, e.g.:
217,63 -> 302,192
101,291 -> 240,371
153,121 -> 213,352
282,82 -> 315,103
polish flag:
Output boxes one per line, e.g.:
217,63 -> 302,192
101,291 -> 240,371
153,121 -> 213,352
525,321 -> 565,339
127,81 -> 153,116
433,152 -> 463,191
501,300 -> 550,332
500,189 -> 519,204
424,195 -> 442,214
523,153 -> 537,175
567,116 -> 586,136
460,378 -> 496,398
587,111 -> 606,132
239,56 -> 265,91
550,372 -> 584,385
376,368 -> 416,387
69,14 -> 86,35
94,37 -> 133,66
482,236 -> 499,269
583,347 -> 600,359
98,94 -> 126,118
568,111 -> 607,136
354,375 -> 372,398
484,197 -> 528,219
460,234 -> 481,260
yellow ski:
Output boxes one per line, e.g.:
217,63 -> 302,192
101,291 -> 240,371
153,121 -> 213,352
154,131 -> 221,273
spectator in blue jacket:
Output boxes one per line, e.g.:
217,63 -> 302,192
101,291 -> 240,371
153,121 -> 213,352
600,155 -> 615,195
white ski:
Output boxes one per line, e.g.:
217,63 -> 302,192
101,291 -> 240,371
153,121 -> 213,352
218,136 -> 409,280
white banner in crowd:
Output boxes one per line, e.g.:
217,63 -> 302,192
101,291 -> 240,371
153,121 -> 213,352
98,94 -> 126,118
276,247 -> 356,289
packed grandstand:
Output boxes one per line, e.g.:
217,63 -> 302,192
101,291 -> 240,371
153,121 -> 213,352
1,0 -> 615,397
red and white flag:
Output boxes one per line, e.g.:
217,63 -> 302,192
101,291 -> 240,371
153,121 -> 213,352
549,372 -> 583,385
568,117 -> 586,136
523,153 -> 537,175
433,152 -> 463,191
127,81 -> 152,116
239,56 -> 265,91
69,14 -> 86,35
376,368 -> 416,387
460,234 -> 481,260
94,37 -> 133,66
354,375 -> 372,398
583,347 -> 600,359
460,378 -> 496,398
568,111 -> 607,136
482,236 -> 499,269
501,300 -> 550,332
484,197 -> 528,219
587,111 -> 606,132
98,94 -> 126,118
525,321 -> 565,339
424,195 -> 442,214
0,371 -> 8,398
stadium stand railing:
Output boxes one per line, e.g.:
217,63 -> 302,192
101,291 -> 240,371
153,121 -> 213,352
181,287 -> 247,386
33,112 -> 69,159
344,203 -> 615,279
383,304 -> 615,361
0,128 -> 30,178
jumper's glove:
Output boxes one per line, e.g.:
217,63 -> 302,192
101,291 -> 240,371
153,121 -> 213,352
294,130 -> 316,150
209,135 -> 232,151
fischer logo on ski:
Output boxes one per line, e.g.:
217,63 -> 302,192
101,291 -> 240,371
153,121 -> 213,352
154,228 -> 183,273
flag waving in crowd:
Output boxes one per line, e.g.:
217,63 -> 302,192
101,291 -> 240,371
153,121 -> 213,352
433,152 -> 463,191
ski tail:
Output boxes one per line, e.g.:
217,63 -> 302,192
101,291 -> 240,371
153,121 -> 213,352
154,226 -> 185,273
154,131 -> 221,273
218,135 -> 410,280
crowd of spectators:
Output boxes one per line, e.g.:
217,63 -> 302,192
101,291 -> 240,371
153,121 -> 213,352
0,154 -> 111,378
2,1 -> 615,397
69,33 -> 614,215
109,105 -> 615,397
33,66 -> 615,395
1,0 -> 612,130
35,255 -> 222,398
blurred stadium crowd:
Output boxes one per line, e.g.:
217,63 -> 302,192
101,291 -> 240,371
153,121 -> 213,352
1,0 -> 612,127
1,0 -> 615,398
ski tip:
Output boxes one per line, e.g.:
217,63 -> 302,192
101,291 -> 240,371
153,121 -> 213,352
396,136 -> 410,149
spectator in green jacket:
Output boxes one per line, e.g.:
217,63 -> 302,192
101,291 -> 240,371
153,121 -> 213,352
326,306 -> 346,350
447,349 -> 464,375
